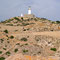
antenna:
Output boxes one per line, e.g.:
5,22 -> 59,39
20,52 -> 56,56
29,6 -> 31,8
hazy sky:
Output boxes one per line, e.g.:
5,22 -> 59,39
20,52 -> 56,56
0,0 -> 60,21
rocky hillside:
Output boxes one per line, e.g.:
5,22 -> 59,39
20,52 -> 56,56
0,16 -> 60,60
1,17 -> 60,32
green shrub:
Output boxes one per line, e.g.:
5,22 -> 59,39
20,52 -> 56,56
23,49 -> 28,53
15,30 -> 18,32
4,30 -> 8,33
0,57 -> 5,60
23,29 -> 26,31
10,36 -> 14,39
41,18 -> 47,20
52,21 -> 55,24
21,17 -> 23,20
17,24 -> 20,26
0,39 -> 4,43
7,41 -> 10,43
6,35 -> 8,37
56,21 -> 60,24
5,45 -> 7,47
22,23 -> 29,26
1,21 -> 6,23
7,19 -> 13,23
34,18 -> 38,21
14,48 -> 18,53
25,43 -> 28,45
3,48 -> 6,50
9,24 -> 13,26
21,38 -> 27,41
50,48 -> 57,51
14,17 -> 20,21
0,51 -> 2,54
50,30 -> 53,31
6,51 -> 11,56
16,43 -> 20,45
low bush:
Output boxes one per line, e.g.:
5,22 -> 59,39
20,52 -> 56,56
0,51 -> 2,54
25,43 -> 28,45
56,21 -> 60,24
4,30 -> 8,33
52,21 -> 55,24
14,17 -> 20,21
3,48 -> 6,50
14,48 -> 18,53
50,48 -> 57,51
8,24 -> 13,26
10,36 -> 14,39
21,38 -> 27,41
41,18 -> 47,20
16,43 -> 20,45
7,41 -> 10,43
23,49 -> 28,53
23,29 -> 26,31
22,23 -> 29,26
7,19 -> 13,23
0,39 -> 4,43
21,17 -> 23,20
0,57 -> 5,60
6,51 -> 11,56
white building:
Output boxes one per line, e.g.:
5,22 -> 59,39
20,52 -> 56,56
21,13 -> 23,17
21,6 -> 35,18
28,6 -> 31,15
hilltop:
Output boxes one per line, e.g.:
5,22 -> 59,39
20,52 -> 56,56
0,16 -> 60,60
1,16 -> 60,32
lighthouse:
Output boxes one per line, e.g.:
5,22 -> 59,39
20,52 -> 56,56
28,6 -> 31,15
23,6 -> 35,18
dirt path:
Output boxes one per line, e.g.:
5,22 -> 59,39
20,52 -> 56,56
33,31 -> 60,38
5,54 -> 60,60
11,31 -> 60,38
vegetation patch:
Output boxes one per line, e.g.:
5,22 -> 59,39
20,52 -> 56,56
0,57 -> 5,60
25,43 -> 28,45
23,29 -> 26,31
21,17 -> 23,20
6,24 -> 13,26
6,51 -> 11,56
16,43 -> 20,45
50,48 -> 57,51
23,49 -> 28,53
0,39 -> 4,43
22,23 -> 30,26
4,29 -> 8,33
14,48 -> 18,53
41,18 -> 47,20
52,21 -> 56,24
14,17 -> 20,21
15,30 -> 18,32
3,48 -> 6,50
6,19 -> 13,23
56,21 -> 60,24
10,36 -> 14,39
7,41 -> 10,43
0,51 -> 2,54
21,37 -> 27,41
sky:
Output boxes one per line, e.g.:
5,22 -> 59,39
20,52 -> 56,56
0,0 -> 60,21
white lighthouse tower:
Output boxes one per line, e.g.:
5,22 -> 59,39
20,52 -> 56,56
24,6 -> 35,18
28,6 -> 31,15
